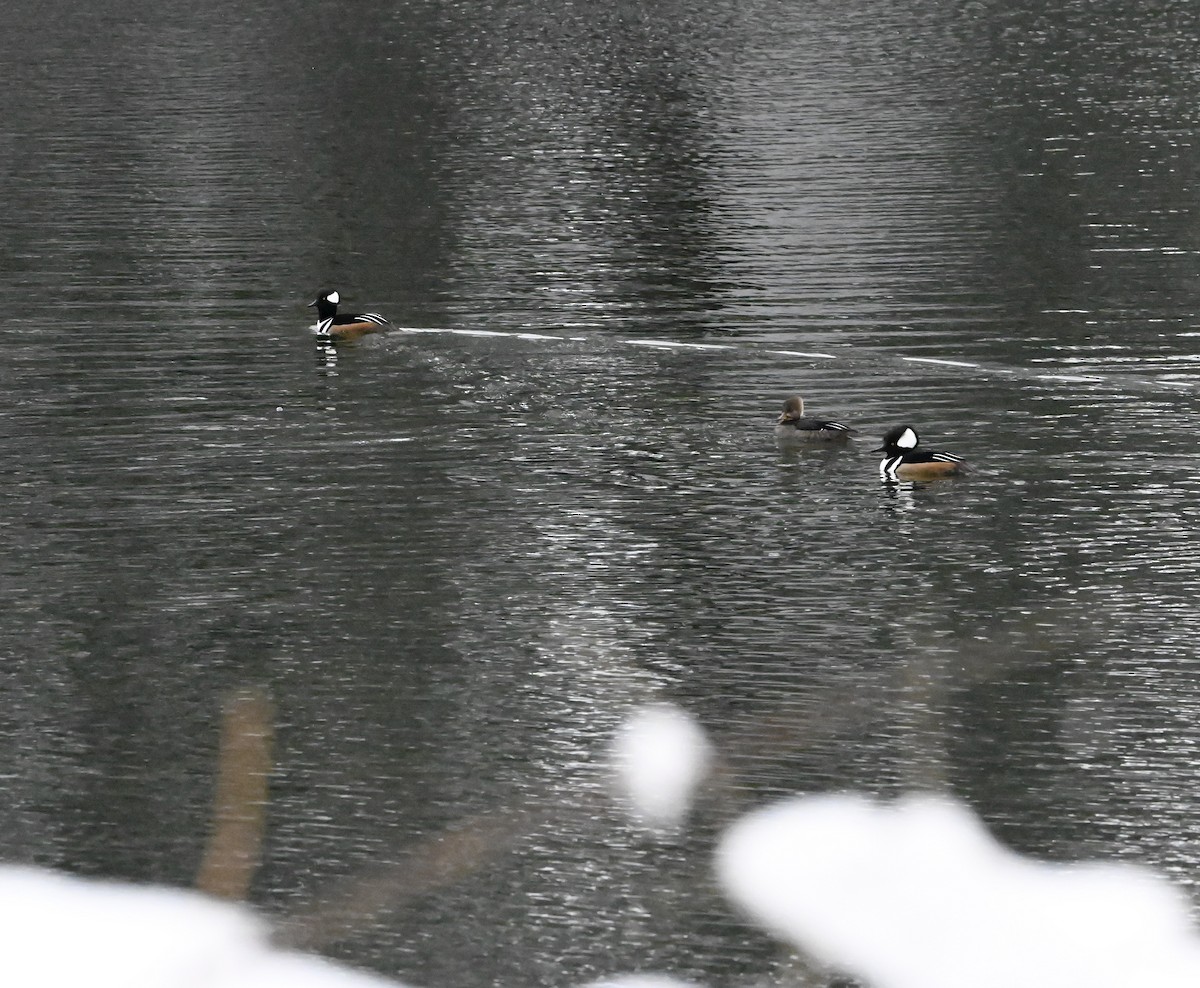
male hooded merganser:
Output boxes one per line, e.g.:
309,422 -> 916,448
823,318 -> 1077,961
775,395 -> 857,442
875,425 -> 967,481
308,290 -> 389,341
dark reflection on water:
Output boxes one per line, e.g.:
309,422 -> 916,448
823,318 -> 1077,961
4,0 -> 1200,985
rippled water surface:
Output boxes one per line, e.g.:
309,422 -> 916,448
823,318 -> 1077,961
4,0 -> 1200,985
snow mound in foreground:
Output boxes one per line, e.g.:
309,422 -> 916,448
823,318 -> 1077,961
610,703 -> 712,832
716,792 -> 1200,988
0,866 -> 408,988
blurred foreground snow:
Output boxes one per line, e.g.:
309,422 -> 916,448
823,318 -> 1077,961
0,864 -> 705,988
609,703 -> 712,832
15,704 -> 1200,988
0,867 -> 408,988
717,792 -> 1200,988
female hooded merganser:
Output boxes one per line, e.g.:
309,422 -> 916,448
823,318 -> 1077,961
775,395 -> 857,442
308,290 -> 389,341
875,425 -> 967,481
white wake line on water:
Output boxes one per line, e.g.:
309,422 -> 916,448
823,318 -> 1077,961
396,326 -> 590,343
901,356 -> 988,369
387,325 -> 1200,395
765,349 -> 842,359
623,339 -> 735,351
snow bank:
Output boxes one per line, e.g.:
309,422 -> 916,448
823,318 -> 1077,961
0,866 -> 408,988
610,704 -> 713,832
716,792 -> 1200,988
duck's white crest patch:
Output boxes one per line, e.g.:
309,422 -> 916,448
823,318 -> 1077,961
326,291 -> 340,305
897,427 -> 918,449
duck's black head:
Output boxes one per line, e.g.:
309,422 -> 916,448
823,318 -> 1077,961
874,425 -> 919,454
308,289 -> 341,321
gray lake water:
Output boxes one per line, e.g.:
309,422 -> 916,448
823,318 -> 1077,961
4,0 -> 1200,985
